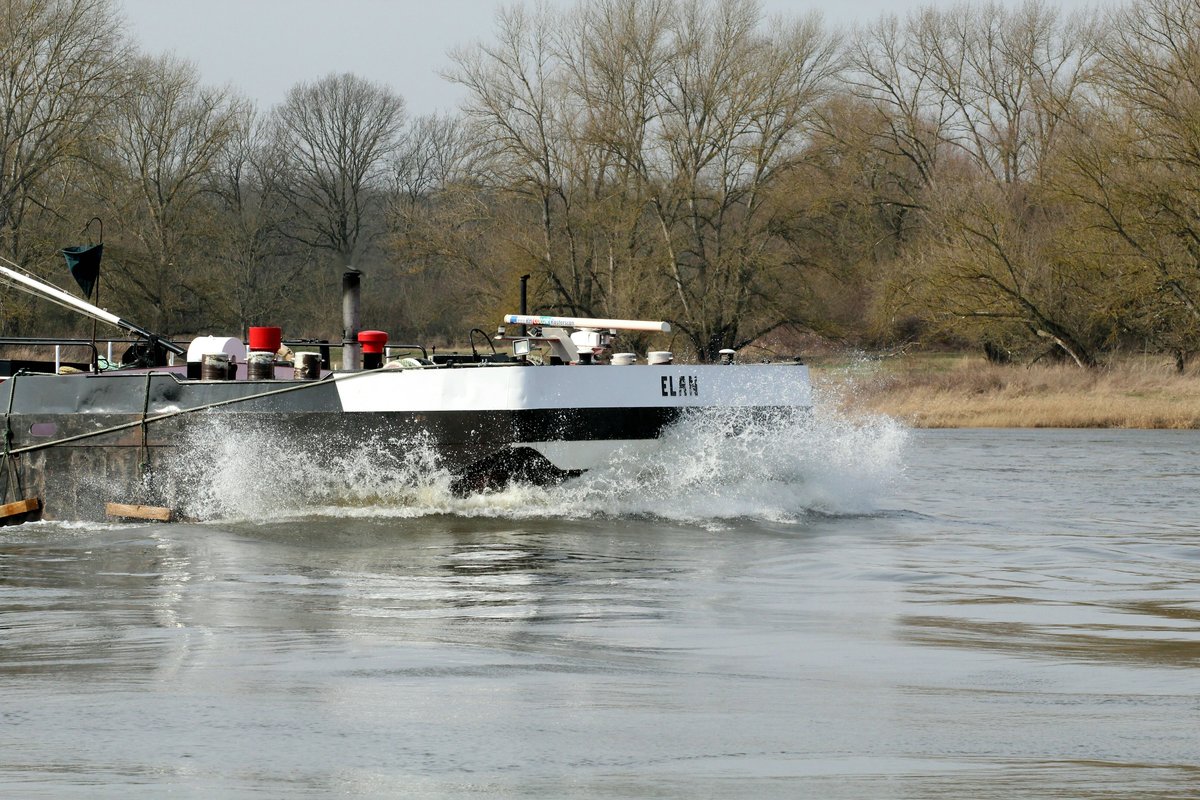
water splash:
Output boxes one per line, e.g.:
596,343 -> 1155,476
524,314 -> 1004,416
156,388 -> 906,525
159,426 -> 454,520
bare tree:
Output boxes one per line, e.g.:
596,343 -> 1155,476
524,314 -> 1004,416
208,104 -> 312,332
865,1 -> 1106,365
558,0 -> 675,325
380,112 -> 493,339
88,54 -> 246,334
272,72 -> 406,266
846,10 -> 953,231
1058,0 -> 1200,369
913,172 -> 1105,366
450,0 -> 842,360
392,113 -> 476,206
0,0 -> 129,261
447,5 -> 588,315
649,1 -> 843,358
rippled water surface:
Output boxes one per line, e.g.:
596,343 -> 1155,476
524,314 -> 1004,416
2,427 -> 1199,798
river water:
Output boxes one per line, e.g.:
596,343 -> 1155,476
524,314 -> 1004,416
1,411 -> 1198,797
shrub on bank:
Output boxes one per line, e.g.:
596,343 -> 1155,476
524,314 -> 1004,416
818,355 -> 1200,429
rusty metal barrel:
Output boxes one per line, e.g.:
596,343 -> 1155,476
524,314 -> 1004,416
201,353 -> 233,380
294,352 -> 321,380
246,351 -> 275,380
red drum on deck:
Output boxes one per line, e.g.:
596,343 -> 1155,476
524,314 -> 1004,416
358,330 -> 388,354
248,326 -> 282,353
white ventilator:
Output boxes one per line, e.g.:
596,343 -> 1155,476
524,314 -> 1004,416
503,314 -> 670,333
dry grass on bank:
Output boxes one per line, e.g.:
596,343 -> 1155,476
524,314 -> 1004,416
814,355 -> 1200,429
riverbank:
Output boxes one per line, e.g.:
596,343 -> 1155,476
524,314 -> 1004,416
815,355 -> 1200,429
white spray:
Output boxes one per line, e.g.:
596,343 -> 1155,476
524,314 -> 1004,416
155,385 -> 907,525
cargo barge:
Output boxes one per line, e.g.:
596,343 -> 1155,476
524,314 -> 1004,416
0,263 -> 811,522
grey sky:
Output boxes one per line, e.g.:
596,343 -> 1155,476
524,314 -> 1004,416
118,0 -> 1106,117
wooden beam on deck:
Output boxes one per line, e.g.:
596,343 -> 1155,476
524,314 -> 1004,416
105,502 -> 173,522
0,497 -> 41,524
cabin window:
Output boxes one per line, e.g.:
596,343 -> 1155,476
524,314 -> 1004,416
29,423 -> 56,437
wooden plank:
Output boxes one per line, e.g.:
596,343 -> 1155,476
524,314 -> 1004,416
0,497 -> 40,521
105,502 -> 172,522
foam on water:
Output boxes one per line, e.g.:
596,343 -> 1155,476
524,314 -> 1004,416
156,386 -> 907,525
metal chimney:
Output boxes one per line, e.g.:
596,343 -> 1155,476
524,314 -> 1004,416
342,269 -> 362,370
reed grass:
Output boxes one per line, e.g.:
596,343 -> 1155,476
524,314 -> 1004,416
815,355 -> 1200,429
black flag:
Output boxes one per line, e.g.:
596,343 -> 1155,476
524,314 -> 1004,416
60,243 -> 103,299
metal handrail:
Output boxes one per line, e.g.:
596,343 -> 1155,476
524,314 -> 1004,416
0,337 -> 101,373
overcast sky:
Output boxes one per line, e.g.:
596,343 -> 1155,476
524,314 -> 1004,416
118,0 -> 1106,117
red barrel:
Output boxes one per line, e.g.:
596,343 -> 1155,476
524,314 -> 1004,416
248,326 -> 282,353
358,330 -> 388,354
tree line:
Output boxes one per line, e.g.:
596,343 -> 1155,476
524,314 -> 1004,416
3,0 -> 1200,366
